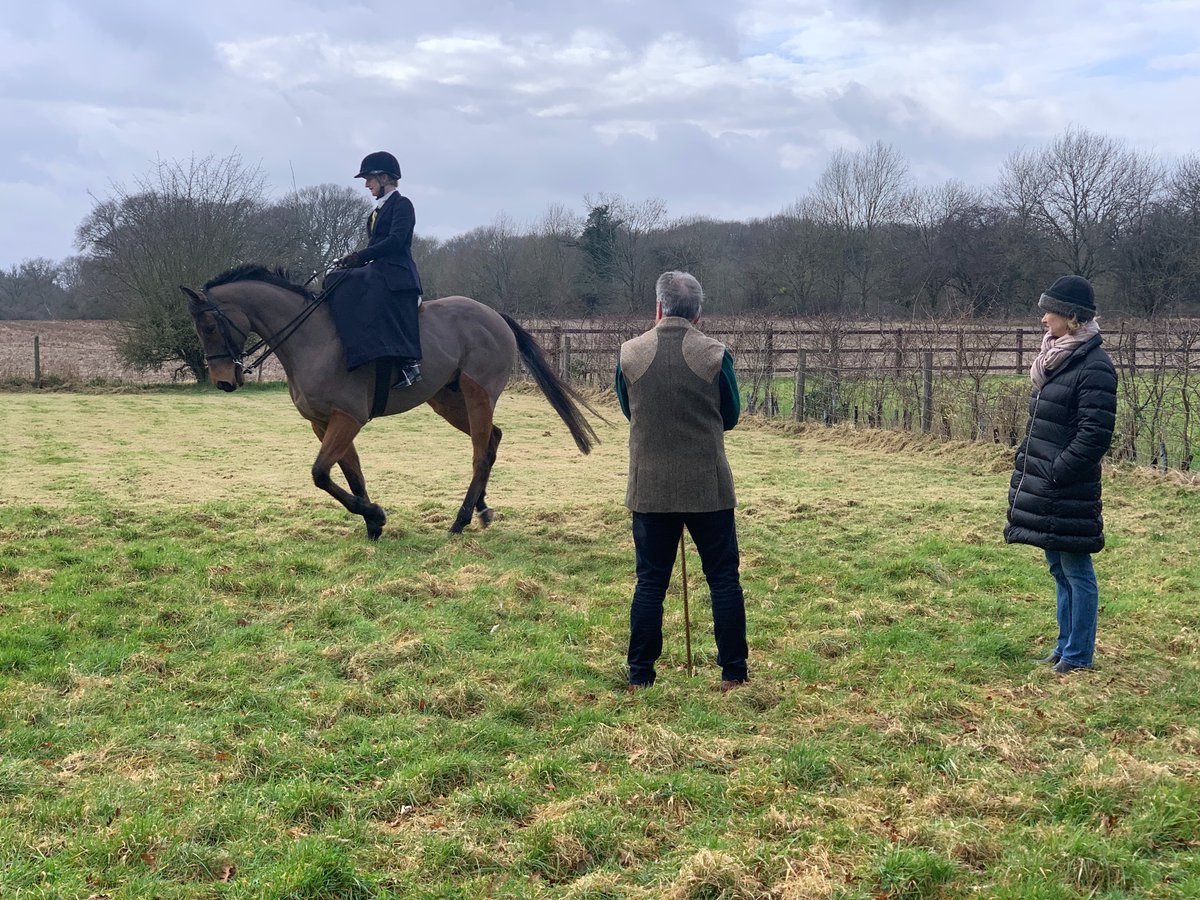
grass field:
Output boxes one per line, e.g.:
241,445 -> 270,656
1,384 -> 1198,898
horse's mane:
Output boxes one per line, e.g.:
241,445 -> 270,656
203,264 -> 314,300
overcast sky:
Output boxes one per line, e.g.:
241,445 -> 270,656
3,0 -> 1200,269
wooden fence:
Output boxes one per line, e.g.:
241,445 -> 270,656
7,318 -> 1199,471
524,320 -> 1200,380
526,319 -> 1200,472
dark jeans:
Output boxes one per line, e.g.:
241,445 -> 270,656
628,508 -> 748,685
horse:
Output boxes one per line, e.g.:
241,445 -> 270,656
180,264 -> 599,539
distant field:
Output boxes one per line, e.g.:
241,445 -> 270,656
0,320 -> 286,384
2,387 -> 1198,897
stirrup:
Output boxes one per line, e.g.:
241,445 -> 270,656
393,362 -> 422,388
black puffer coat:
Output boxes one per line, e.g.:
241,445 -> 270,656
1005,334 -> 1117,553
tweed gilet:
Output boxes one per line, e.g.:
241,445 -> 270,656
620,317 -> 736,513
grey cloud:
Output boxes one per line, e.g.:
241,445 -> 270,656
3,0 -> 1199,267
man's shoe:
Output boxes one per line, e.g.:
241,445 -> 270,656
720,679 -> 747,693
1053,659 -> 1091,675
1038,653 -> 1062,665
393,361 -> 422,388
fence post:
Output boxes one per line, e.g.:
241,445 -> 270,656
1128,333 -> 1138,375
894,328 -> 903,376
763,324 -> 775,416
1015,329 -> 1025,374
551,325 -> 562,379
921,351 -> 933,433
793,349 -> 806,422
560,334 -> 572,382
956,329 -> 965,374
829,330 -> 840,424
34,335 -> 42,388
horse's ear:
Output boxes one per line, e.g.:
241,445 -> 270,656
179,286 -> 203,307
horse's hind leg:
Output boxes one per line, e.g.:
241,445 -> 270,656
311,412 -> 387,540
428,377 -> 499,534
473,425 -> 502,527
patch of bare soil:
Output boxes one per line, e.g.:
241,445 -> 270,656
0,320 -> 284,383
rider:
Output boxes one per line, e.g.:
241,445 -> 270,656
329,151 -> 423,387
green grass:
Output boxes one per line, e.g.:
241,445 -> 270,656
1,385 -> 1199,897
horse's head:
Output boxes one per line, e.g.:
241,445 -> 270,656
180,286 -> 249,392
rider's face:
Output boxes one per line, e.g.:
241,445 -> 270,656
364,175 -> 383,199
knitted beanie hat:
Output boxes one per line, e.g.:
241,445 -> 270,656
1038,275 -> 1096,321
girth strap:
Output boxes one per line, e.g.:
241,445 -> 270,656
370,359 -> 392,420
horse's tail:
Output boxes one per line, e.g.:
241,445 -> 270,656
500,313 -> 602,454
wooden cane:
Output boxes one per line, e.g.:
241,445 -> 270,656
679,533 -> 694,677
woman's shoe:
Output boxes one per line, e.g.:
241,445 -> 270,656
1053,659 -> 1091,675
1038,653 -> 1062,665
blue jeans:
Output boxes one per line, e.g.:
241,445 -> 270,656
1044,550 -> 1099,667
628,509 -> 748,685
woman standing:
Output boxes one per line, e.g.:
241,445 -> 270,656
1005,275 -> 1117,675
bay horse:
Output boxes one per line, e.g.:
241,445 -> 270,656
180,264 -> 598,539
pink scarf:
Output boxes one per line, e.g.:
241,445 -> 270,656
1030,319 -> 1100,389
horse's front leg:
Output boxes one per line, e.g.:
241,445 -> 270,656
311,412 -> 387,540
336,442 -> 388,540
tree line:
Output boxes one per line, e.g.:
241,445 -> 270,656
2,127 -> 1199,380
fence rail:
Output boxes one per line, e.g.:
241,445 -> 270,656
524,320 -> 1200,378
8,318 -> 1200,472
524,319 -> 1200,473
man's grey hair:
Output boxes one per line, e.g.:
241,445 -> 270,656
656,271 -> 704,319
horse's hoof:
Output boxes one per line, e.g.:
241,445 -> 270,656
364,506 -> 386,541
478,507 -> 494,528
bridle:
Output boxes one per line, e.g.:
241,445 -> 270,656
197,269 -> 338,376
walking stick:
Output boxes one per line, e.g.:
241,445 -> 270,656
679,533 -> 694,677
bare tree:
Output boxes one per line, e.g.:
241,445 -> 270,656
652,216 -> 754,313
900,180 -> 981,314
477,213 -> 523,312
1166,154 -> 1200,310
752,201 -> 826,315
518,204 -> 583,316
0,258 -> 72,319
585,193 -> 669,312
427,215 -> 525,312
75,153 -> 278,380
810,141 -> 911,314
274,183 -> 370,277
998,127 -> 1164,281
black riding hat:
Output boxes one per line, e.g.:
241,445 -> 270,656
355,151 -> 401,179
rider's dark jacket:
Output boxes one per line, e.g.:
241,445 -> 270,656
328,189 -> 423,369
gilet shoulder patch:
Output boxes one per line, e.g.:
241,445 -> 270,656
681,329 -> 726,382
620,331 -> 659,384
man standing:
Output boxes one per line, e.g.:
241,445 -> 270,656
615,271 -> 749,691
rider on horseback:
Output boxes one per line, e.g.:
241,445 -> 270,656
330,151 -> 423,388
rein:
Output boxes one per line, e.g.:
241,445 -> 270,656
201,270 -> 340,374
